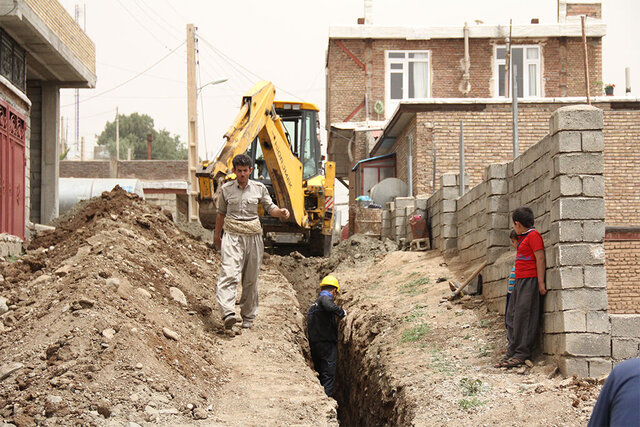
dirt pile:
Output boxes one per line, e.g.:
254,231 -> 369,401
0,187 -> 336,426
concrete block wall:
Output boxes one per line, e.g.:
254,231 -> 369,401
543,105 -> 610,377
610,315 -> 640,362
426,105 -> 620,377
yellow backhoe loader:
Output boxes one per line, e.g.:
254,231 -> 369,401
196,81 -> 335,256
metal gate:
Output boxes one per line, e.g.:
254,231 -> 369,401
0,100 -> 26,239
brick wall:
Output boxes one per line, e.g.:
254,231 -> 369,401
384,101 -> 640,227
24,0 -> 96,74
566,3 -> 602,19
605,239 -> 640,314
326,36 -> 602,129
60,160 -> 188,181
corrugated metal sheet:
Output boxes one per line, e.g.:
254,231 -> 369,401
0,101 -> 26,239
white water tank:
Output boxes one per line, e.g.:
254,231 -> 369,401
370,178 -> 408,206
59,178 -> 145,215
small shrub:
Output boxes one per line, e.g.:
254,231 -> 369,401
398,277 -> 430,296
459,377 -> 482,396
458,397 -> 485,410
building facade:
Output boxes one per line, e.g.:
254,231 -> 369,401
0,0 -> 96,240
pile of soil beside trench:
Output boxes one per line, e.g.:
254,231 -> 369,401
0,187 -> 335,426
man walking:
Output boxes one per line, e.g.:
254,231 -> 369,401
215,154 -> 290,330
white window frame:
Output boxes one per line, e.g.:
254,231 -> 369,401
385,50 -> 430,117
494,44 -> 541,98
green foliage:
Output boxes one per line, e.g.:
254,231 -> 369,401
459,378 -> 482,396
476,343 -> 493,357
398,277 -> 430,296
458,397 -> 485,410
96,112 -> 187,160
429,345 -> 457,374
401,322 -> 431,342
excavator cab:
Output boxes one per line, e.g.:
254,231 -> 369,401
245,102 -> 332,255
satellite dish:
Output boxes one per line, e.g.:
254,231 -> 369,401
370,178 -> 408,205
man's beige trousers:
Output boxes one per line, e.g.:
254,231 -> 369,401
216,232 -> 264,321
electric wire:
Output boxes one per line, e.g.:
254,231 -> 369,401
197,35 -> 304,101
131,0 -> 184,42
116,0 -> 174,51
62,41 -> 185,108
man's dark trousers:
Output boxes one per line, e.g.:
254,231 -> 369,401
505,276 -> 541,360
310,341 -> 337,397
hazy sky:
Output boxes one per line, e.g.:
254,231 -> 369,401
57,0 -> 639,162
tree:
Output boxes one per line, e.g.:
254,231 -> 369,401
96,112 -> 187,160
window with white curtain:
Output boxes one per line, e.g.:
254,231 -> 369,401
385,50 -> 430,116
495,45 -> 541,98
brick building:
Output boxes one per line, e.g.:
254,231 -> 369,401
326,2 -> 640,314
0,0 -> 96,240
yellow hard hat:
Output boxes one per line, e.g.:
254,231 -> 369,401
320,275 -> 340,293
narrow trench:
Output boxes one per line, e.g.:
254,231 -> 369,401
275,258 -> 411,426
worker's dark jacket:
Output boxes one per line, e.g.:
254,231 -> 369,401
307,290 -> 346,343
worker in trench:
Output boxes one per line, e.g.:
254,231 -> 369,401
214,154 -> 290,330
307,275 -> 347,397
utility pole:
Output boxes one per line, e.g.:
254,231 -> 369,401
115,106 -> 119,160
186,24 -> 198,222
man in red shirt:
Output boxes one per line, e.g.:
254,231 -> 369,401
498,206 -> 546,368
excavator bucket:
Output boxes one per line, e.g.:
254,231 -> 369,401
198,199 -> 217,230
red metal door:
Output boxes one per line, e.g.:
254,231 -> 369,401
0,101 -> 26,239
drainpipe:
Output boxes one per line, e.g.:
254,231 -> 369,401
459,120 -> 465,196
408,135 -> 413,197
458,22 -> 471,96
512,66 -> 519,158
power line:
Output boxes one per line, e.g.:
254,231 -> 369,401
197,35 -> 304,101
196,38 -> 210,160
62,41 -> 185,107
116,0 -> 174,51
131,0 -> 184,42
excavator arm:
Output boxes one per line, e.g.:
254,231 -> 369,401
196,81 -> 307,229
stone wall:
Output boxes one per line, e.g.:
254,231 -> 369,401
425,105 -> 616,377
60,160 -> 188,181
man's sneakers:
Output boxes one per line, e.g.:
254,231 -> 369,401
241,319 -> 254,329
223,314 -> 237,330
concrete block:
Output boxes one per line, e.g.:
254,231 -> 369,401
441,212 -> 456,225
586,311 -> 610,334
442,187 -> 459,200
545,245 -> 556,268
441,173 -> 458,187
394,207 -> 406,218
563,333 -> 611,357
486,246 -> 508,264
583,221 -> 605,242
553,153 -> 604,176
551,198 -> 605,221
612,338 -> 640,360
582,175 -> 605,197
442,225 -> 457,239
543,333 -> 561,355
588,359 -> 612,377
485,163 -> 508,179
550,175 -> 582,201
558,356 -> 590,378
386,202 -> 395,211
546,266 -> 584,290
549,105 -> 604,135
415,198 -> 428,211
556,243 -> 605,266
394,217 -> 406,227
488,213 -> 509,230
548,288 -> 608,312
550,131 -> 582,155
550,220 -> 582,244
584,265 -> 606,288
443,238 -> 458,250
487,179 -> 508,196
482,280 -> 506,300
487,230 -> 510,248
544,311 -> 587,334
581,131 -> 604,152
394,197 -> 415,208
611,314 -> 640,338
486,195 -> 508,213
